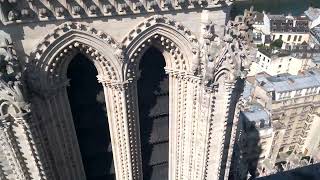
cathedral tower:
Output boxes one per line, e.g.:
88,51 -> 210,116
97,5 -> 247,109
0,1 -> 254,180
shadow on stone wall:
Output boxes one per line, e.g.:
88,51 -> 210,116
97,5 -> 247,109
227,79 -> 262,180
245,119 -> 263,179
218,79 -> 244,179
229,112 -> 263,180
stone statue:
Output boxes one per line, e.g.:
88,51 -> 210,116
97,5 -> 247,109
0,34 -> 29,119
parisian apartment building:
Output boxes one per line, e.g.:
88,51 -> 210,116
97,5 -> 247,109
230,6 -> 320,180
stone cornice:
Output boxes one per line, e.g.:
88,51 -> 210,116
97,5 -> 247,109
0,0 -> 232,25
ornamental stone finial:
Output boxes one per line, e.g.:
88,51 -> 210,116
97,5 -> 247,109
201,8 -> 255,87
0,35 -> 20,82
0,32 -> 30,120
202,20 -> 216,41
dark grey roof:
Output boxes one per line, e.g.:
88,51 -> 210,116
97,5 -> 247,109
243,81 -> 254,101
268,14 -> 309,33
258,44 -> 320,59
311,26 -> 320,43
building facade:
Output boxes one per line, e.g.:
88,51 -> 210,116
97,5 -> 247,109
252,11 -> 312,47
232,104 -> 274,179
266,14 -> 310,46
248,44 -> 319,76
233,70 -> 320,179
0,1 -> 255,180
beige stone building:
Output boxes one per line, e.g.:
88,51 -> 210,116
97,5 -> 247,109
252,12 -> 311,48
248,44 -> 320,76
233,70 -> 320,179
267,14 -> 310,46
0,1 -> 256,180
232,104 -> 274,179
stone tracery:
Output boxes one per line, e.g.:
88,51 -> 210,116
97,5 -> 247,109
121,15 -> 209,180
25,22 -> 141,180
123,15 -> 200,79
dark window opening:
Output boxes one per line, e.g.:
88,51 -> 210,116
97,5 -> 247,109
138,46 -> 169,180
67,53 -> 115,180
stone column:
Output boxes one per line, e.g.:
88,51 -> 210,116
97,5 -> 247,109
192,79 -> 240,180
168,72 -> 184,180
0,119 -> 25,180
219,81 -> 244,180
100,79 -> 143,180
193,84 -> 218,180
212,81 -> 236,180
0,111 -> 48,180
166,69 -> 203,180
21,110 -> 56,180
29,79 -> 85,180
180,75 -> 202,180
14,113 -> 48,180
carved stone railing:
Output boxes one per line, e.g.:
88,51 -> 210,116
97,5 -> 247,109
0,0 -> 232,24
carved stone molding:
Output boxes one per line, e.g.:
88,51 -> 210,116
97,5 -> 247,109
27,22 -> 124,98
101,80 -> 143,180
192,9 -> 255,180
123,15 -> 200,81
31,22 -> 122,62
199,10 -> 255,90
122,15 -> 198,47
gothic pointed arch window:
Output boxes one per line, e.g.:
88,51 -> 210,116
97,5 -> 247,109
138,46 -> 169,180
67,53 -> 115,180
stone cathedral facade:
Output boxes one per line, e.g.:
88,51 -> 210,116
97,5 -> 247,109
0,1 -> 255,180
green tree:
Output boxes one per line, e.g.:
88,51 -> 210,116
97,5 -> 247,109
270,39 -> 283,49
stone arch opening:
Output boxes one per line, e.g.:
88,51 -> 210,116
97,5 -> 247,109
67,53 -> 115,180
123,17 -> 201,180
122,16 -> 200,80
138,46 -> 169,180
26,25 -> 129,180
